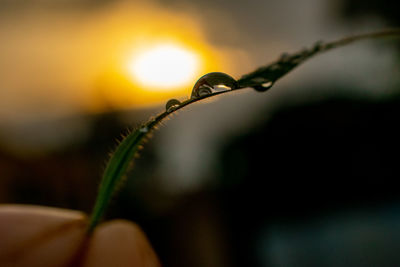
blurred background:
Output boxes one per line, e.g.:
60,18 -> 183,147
1,0 -> 400,266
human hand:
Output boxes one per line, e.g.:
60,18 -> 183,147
0,204 -> 160,267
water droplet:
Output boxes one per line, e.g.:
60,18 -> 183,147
262,81 -> 273,88
165,98 -> 181,112
139,126 -> 149,133
253,81 -> 274,92
191,72 -> 238,99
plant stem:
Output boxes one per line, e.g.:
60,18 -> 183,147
87,28 -> 400,233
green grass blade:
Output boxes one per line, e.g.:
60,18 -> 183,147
87,29 -> 400,233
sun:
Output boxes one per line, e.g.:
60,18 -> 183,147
128,44 -> 200,89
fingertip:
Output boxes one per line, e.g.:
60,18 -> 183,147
82,220 -> 160,267
0,205 -> 87,267
0,204 -> 87,227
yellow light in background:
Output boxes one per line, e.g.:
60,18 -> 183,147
0,0 -> 241,118
92,35 -> 222,111
128,44 -> 200,90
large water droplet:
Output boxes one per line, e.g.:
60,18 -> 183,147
166,98 -> 181,112
253,80 -> 274,92
191,72 -> 238,99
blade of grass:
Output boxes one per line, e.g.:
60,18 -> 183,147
87,28 -> 400,233
237,29 -> 400,88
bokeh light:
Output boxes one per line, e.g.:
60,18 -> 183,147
128,43 -> 200,89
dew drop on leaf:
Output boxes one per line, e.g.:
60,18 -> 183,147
252,80 -> 274,92
191,72 -> 238,99
165,98 -> 181,112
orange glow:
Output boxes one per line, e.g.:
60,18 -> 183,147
82,2 -> 229,111
127,43 -> 200,89
104,32 -> 224,109
0,1 -> 240,120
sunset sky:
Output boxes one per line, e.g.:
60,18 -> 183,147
0,0 -> 253,123
0,0 -> 397,159
1,0 -> 395,124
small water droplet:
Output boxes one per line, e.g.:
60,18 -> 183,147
139,126 -> 149,133
262,81 -> 273,88
253,81 -> 274,92
165,98 -> 181,112
191,72 -> 238,99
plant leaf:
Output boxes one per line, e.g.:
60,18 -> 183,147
87,28 -> 400,233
